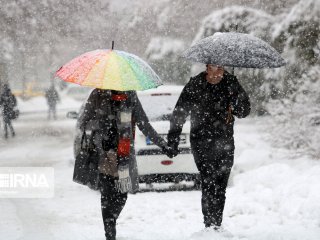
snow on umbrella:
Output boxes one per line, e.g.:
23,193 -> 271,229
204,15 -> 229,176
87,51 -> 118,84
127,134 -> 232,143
182,32 -> 286,68
55,49 -> 162,91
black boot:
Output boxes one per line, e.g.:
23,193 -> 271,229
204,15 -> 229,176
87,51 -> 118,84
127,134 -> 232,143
104,218 -> 116,240
100,175 -> 128,240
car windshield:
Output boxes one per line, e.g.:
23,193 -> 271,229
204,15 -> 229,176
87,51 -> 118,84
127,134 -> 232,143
138,93 -> 180,121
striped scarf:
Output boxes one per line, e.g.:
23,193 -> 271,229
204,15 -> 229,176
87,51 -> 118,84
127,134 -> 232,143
112,93 -> 134,193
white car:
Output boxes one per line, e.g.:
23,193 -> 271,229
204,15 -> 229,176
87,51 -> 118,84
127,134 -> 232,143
64,85 -> 92,101
136,86 -> 199,185
69,86 -> 199,185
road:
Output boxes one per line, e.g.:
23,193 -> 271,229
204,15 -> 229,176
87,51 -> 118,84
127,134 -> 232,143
0,112 -> 319,240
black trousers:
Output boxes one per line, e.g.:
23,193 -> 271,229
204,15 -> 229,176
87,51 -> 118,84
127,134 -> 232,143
3,117 -> 15,138
191,138 -> 234,227
48,104 -> 57,120
100,174 -> 128,240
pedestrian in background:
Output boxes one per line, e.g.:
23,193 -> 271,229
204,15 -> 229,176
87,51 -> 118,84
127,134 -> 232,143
0,84 -> 18,139
45,84 -> 60,120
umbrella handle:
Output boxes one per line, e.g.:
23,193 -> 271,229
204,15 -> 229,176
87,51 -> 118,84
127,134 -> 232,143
231,23 -> 238,75
226,106 -> 233,125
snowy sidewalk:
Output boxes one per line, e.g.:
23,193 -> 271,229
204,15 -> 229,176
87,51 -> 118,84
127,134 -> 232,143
0,117 -> 320,240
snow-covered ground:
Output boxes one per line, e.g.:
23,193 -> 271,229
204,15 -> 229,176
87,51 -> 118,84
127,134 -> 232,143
0,104 -> 320,240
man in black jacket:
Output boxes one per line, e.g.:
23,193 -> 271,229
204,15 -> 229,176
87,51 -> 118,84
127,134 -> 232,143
167,64 -> 250,229
45,85 -> 60,120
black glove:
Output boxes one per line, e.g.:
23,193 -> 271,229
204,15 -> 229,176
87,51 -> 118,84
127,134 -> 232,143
162,145 -> 179,158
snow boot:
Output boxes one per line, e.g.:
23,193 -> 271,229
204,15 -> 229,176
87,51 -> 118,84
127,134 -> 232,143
104,218 -> 116,240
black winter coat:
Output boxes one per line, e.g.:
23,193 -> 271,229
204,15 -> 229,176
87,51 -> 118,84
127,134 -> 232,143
76,89 -> 166,192
168,71 -> 250,148
79,89 -> 166,148
0,88 -> 17,121
45,87 -> 60,106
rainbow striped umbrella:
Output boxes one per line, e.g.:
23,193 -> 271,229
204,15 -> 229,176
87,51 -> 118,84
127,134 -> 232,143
55,49 -> 162,91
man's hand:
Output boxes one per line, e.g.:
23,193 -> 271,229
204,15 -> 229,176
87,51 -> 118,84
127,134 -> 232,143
162,144 -> 179,158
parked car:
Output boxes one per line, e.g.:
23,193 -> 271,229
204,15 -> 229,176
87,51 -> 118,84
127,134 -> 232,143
68,86 -> 199,185
64,85 -> 91,101
135,86 -> 199,184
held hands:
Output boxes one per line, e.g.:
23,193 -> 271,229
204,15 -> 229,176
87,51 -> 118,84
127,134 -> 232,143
162,144 -> 179,158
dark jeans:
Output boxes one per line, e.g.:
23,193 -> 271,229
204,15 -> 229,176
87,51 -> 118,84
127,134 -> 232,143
100,174 -> 128,240
48,105 -> 57,120
191,138 -> 234,227
3,117 -> 15,138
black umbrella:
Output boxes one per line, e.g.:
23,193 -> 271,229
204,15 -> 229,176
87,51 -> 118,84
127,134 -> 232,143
182,32 -> 286,68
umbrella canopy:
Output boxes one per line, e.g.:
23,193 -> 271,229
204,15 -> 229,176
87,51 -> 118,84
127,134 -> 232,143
182,32 -> 286,68
55,49 -> 162,91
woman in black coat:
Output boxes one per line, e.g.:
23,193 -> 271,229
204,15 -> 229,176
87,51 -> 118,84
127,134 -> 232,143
75,89 -> 171,240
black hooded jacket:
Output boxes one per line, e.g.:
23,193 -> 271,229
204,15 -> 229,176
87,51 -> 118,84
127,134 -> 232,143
0,86 -> 17,119
168,71 -> 250,148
